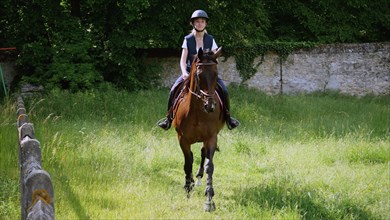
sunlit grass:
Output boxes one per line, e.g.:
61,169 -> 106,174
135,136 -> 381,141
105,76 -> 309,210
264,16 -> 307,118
0,87 -> 389,219
0,97 -> 19,219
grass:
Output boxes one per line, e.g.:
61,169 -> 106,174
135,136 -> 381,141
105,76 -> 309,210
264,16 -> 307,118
0,86 -> 389,219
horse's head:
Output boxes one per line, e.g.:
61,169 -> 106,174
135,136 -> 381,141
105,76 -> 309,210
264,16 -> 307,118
191,47 -> 222,113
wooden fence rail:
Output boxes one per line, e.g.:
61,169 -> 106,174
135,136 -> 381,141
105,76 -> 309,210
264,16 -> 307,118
16,96 -> 55,220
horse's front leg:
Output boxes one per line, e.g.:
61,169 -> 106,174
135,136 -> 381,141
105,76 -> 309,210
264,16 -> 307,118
204,143 -> 217,212
180,141 -> 194,195
195,146 -> 206,186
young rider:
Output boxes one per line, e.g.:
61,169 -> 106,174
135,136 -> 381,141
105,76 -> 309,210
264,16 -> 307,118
158,9 -> 240,130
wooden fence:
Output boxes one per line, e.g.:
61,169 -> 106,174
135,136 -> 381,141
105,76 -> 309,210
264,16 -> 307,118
16,96 -> 55,219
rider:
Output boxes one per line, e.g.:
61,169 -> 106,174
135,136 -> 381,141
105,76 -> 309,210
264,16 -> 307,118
158,9 -> 240,130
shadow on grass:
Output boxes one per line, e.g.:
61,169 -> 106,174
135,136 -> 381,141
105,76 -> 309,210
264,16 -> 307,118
51,161 -> 91,220
56,174 -> 90,219
231,177 -> 375,219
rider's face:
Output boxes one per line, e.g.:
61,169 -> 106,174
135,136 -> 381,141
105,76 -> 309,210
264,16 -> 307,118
193,18 -> 207,31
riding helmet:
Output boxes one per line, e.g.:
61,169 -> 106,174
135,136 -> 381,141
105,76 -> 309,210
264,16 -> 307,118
190,10 -> 209,22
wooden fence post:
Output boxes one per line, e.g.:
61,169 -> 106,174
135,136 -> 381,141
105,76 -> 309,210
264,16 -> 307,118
17,96 -> 55,220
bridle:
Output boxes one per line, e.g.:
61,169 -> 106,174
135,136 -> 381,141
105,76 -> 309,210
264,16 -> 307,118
189,58 -> 218,104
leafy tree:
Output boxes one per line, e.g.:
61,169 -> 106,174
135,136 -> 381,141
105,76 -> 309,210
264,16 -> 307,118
209,0 -> 270,47
76,0 -> 166,90
0,0 -> 389,92
8,0 -> 102,91
264,0 -> 390,43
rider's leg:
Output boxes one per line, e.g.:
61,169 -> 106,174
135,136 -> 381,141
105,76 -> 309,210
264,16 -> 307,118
158,76 -> 184,130
217,79 -> 240,130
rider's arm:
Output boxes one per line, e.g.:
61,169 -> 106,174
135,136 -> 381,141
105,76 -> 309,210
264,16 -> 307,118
180,48 -> 189,80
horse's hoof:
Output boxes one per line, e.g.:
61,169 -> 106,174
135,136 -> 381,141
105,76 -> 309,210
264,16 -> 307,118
204,201 -> 216,212
184,182 -> 195,194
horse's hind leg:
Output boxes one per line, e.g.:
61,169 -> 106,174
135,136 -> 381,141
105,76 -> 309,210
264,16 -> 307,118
180,143 -> 194,195
195,146 -> 206,186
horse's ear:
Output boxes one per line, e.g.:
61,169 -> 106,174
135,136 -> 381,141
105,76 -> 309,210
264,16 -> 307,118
197,47 -> 203,60
212,47 -> 223,59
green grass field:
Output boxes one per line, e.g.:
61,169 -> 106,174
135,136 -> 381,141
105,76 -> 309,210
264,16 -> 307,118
1,86 -> 389,219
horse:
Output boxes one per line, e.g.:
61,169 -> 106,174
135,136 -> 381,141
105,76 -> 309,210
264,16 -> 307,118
172,47 -> 225,212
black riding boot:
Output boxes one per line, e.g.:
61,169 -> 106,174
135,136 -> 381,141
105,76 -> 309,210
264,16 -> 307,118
158,91 -> 175,130
222,90 -> 240,130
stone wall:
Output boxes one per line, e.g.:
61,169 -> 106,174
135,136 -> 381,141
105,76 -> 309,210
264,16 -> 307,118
2,43 -> 389,96
159,43 -> 390,96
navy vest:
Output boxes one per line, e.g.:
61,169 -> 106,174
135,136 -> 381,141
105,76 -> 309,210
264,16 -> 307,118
184,33 -> 214,70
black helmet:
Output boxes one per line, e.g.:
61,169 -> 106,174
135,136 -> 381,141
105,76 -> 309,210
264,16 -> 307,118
190,10 -> 209,22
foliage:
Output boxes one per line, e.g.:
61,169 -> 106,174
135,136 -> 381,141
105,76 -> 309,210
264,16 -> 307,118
1,0 -> 389,91
12,1 -> 102,91
264,0 -> 390,43
207,0 -> 270,47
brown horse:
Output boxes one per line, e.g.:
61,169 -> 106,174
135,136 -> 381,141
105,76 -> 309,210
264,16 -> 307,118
172,47 -> 225,212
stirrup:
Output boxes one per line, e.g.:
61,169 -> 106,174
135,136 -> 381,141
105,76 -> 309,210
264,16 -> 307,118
157,117 -> 171,130
227,117 -> 240,130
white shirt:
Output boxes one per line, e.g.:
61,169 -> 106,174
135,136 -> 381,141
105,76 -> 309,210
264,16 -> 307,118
181,38 -> 218,51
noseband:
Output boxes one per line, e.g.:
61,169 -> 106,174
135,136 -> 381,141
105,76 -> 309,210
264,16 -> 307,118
189,60 -> 218,103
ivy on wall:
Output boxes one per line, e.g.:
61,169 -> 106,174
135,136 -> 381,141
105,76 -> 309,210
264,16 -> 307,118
225,42 -> 318,82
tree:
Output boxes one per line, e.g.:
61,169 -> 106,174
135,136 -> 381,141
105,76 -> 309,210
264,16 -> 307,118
264,0 -> 390,43
0,0 -> 388,92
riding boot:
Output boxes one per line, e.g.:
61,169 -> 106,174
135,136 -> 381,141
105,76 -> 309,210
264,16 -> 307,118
222,89 -> 240,130
158,91 -> 175,130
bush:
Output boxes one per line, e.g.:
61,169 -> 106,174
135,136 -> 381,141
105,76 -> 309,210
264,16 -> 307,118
2,0 -> 389,92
